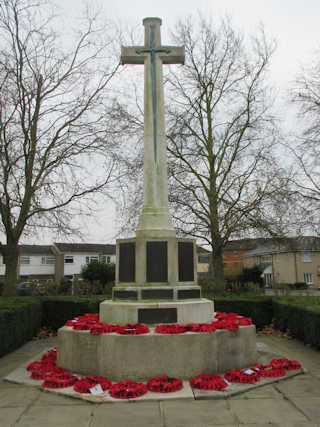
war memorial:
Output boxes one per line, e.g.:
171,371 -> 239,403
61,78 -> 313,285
57,17 -> 257,381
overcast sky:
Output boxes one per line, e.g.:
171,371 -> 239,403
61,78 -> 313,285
21,0 -> 320,245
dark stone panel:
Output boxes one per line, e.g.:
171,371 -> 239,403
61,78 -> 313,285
113,290 -> 138,300
146,241 -> 168,282
177,288 -> 201,299
178,242 -> 194,282
138,308 -> 177,324
119,242 -> 135,282
141,289 -> 174,299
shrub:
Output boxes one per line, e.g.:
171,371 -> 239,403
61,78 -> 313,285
0,297 -> 42,357
81,261 -> 115,287
210,296 -> 274,330
41,296 -> 105,330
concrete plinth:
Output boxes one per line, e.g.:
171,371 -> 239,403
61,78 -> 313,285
57,325 -> 257,381
100,299 -> 214,325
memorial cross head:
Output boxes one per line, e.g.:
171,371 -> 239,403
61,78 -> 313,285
121,18 -> 184,164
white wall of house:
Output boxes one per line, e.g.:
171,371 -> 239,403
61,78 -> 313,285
19,255 -> 55,276
0,256 -> 5,276
63,252 -> 116,276
0,254 -> 55,278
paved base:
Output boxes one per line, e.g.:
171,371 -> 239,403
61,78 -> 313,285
5,340 -> 303,403
1,334 -> 320,426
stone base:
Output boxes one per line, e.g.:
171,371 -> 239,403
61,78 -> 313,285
57,325 -> 257,381
100,299 -> 214,325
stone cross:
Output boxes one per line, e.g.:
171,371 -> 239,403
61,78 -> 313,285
121,18 -> 184,234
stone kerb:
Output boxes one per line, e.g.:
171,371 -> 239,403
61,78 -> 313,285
57,324 -> 257,381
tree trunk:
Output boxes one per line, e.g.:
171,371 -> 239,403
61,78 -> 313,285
2,242 -> 19,296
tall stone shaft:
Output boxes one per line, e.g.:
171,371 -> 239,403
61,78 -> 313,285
121,17 -> 184,235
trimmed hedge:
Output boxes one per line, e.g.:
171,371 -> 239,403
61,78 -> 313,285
0,297 -> 42,357
273,297 -> 320,347
0,294 -> 319,359
41,296 -> 106,330
212,296 -> 274,330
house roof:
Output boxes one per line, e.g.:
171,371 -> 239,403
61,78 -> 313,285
0,245 -> 54,255
53,243 -> 116,255
224,238 -> 268,251
243,236 -> 320,257
196,246 -> 211,254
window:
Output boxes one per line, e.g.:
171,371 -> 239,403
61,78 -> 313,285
264,273 -> 272,287
20,256 -> 30,265
64,256 -> 74,264
276,272 -> 280,282
301,252 -> 312,263
85,256 -> 99,264
41,256 -> 55,265
304,273 -> 313,285
198,255 -> 209,263
107,256 -> 111,263
233,250 -> 238,256
261,255 -> 272,263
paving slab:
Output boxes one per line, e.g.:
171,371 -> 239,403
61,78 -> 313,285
0,407 -> 26,426
0,382 -> 41,407
288,397 -> 320,422
274,374 -> 320,397
91,401 -> 162,427
161,399 -> 238,426
228,384 -> 281,399
229,397 -> 309,424
15,404 -> 94,427
4,346 -> 304,404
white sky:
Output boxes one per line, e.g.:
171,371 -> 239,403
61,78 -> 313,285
19,0 -> 320,245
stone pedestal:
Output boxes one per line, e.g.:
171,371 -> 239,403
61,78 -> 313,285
100,299 -> 214,325
57,325 -> 257,381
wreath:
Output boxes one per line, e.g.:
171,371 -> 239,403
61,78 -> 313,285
190,374 -> 228,391
42,372 -> 78,389
185,323 -> 217,333
252,364 -> 286,378
117,324 -> 150,335
74,376 -> 112,394
109,381 -> 148,399
270,358 -> 302,371
155,324 -> 187,334
224,368 -> 260,384
147,376 -> 183,393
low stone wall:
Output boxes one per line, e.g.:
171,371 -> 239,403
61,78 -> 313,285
57,325 -> 257,381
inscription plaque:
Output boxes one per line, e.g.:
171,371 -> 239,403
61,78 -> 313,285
177,288 -> 201,299
146,241 -> 168,282
178,242 -> 194,281
119,242 -> 136,282
141,288 -> 174,299
138,308 -> 177,324
113,290 -> 138,300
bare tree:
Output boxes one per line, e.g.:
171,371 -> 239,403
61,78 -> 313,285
290,52 -> 320,207
165,16 -> 288,283
0,0 -> 121,295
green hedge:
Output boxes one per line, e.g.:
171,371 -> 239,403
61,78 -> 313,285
0,297 -> 42,357
41,296 -> 109,330
0,295 -> 319,359
273,297 -> 320,347
212,296 -> 274,330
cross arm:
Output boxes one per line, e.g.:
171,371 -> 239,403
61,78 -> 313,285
121,46 -> 145,65
160,46 -> 185,65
